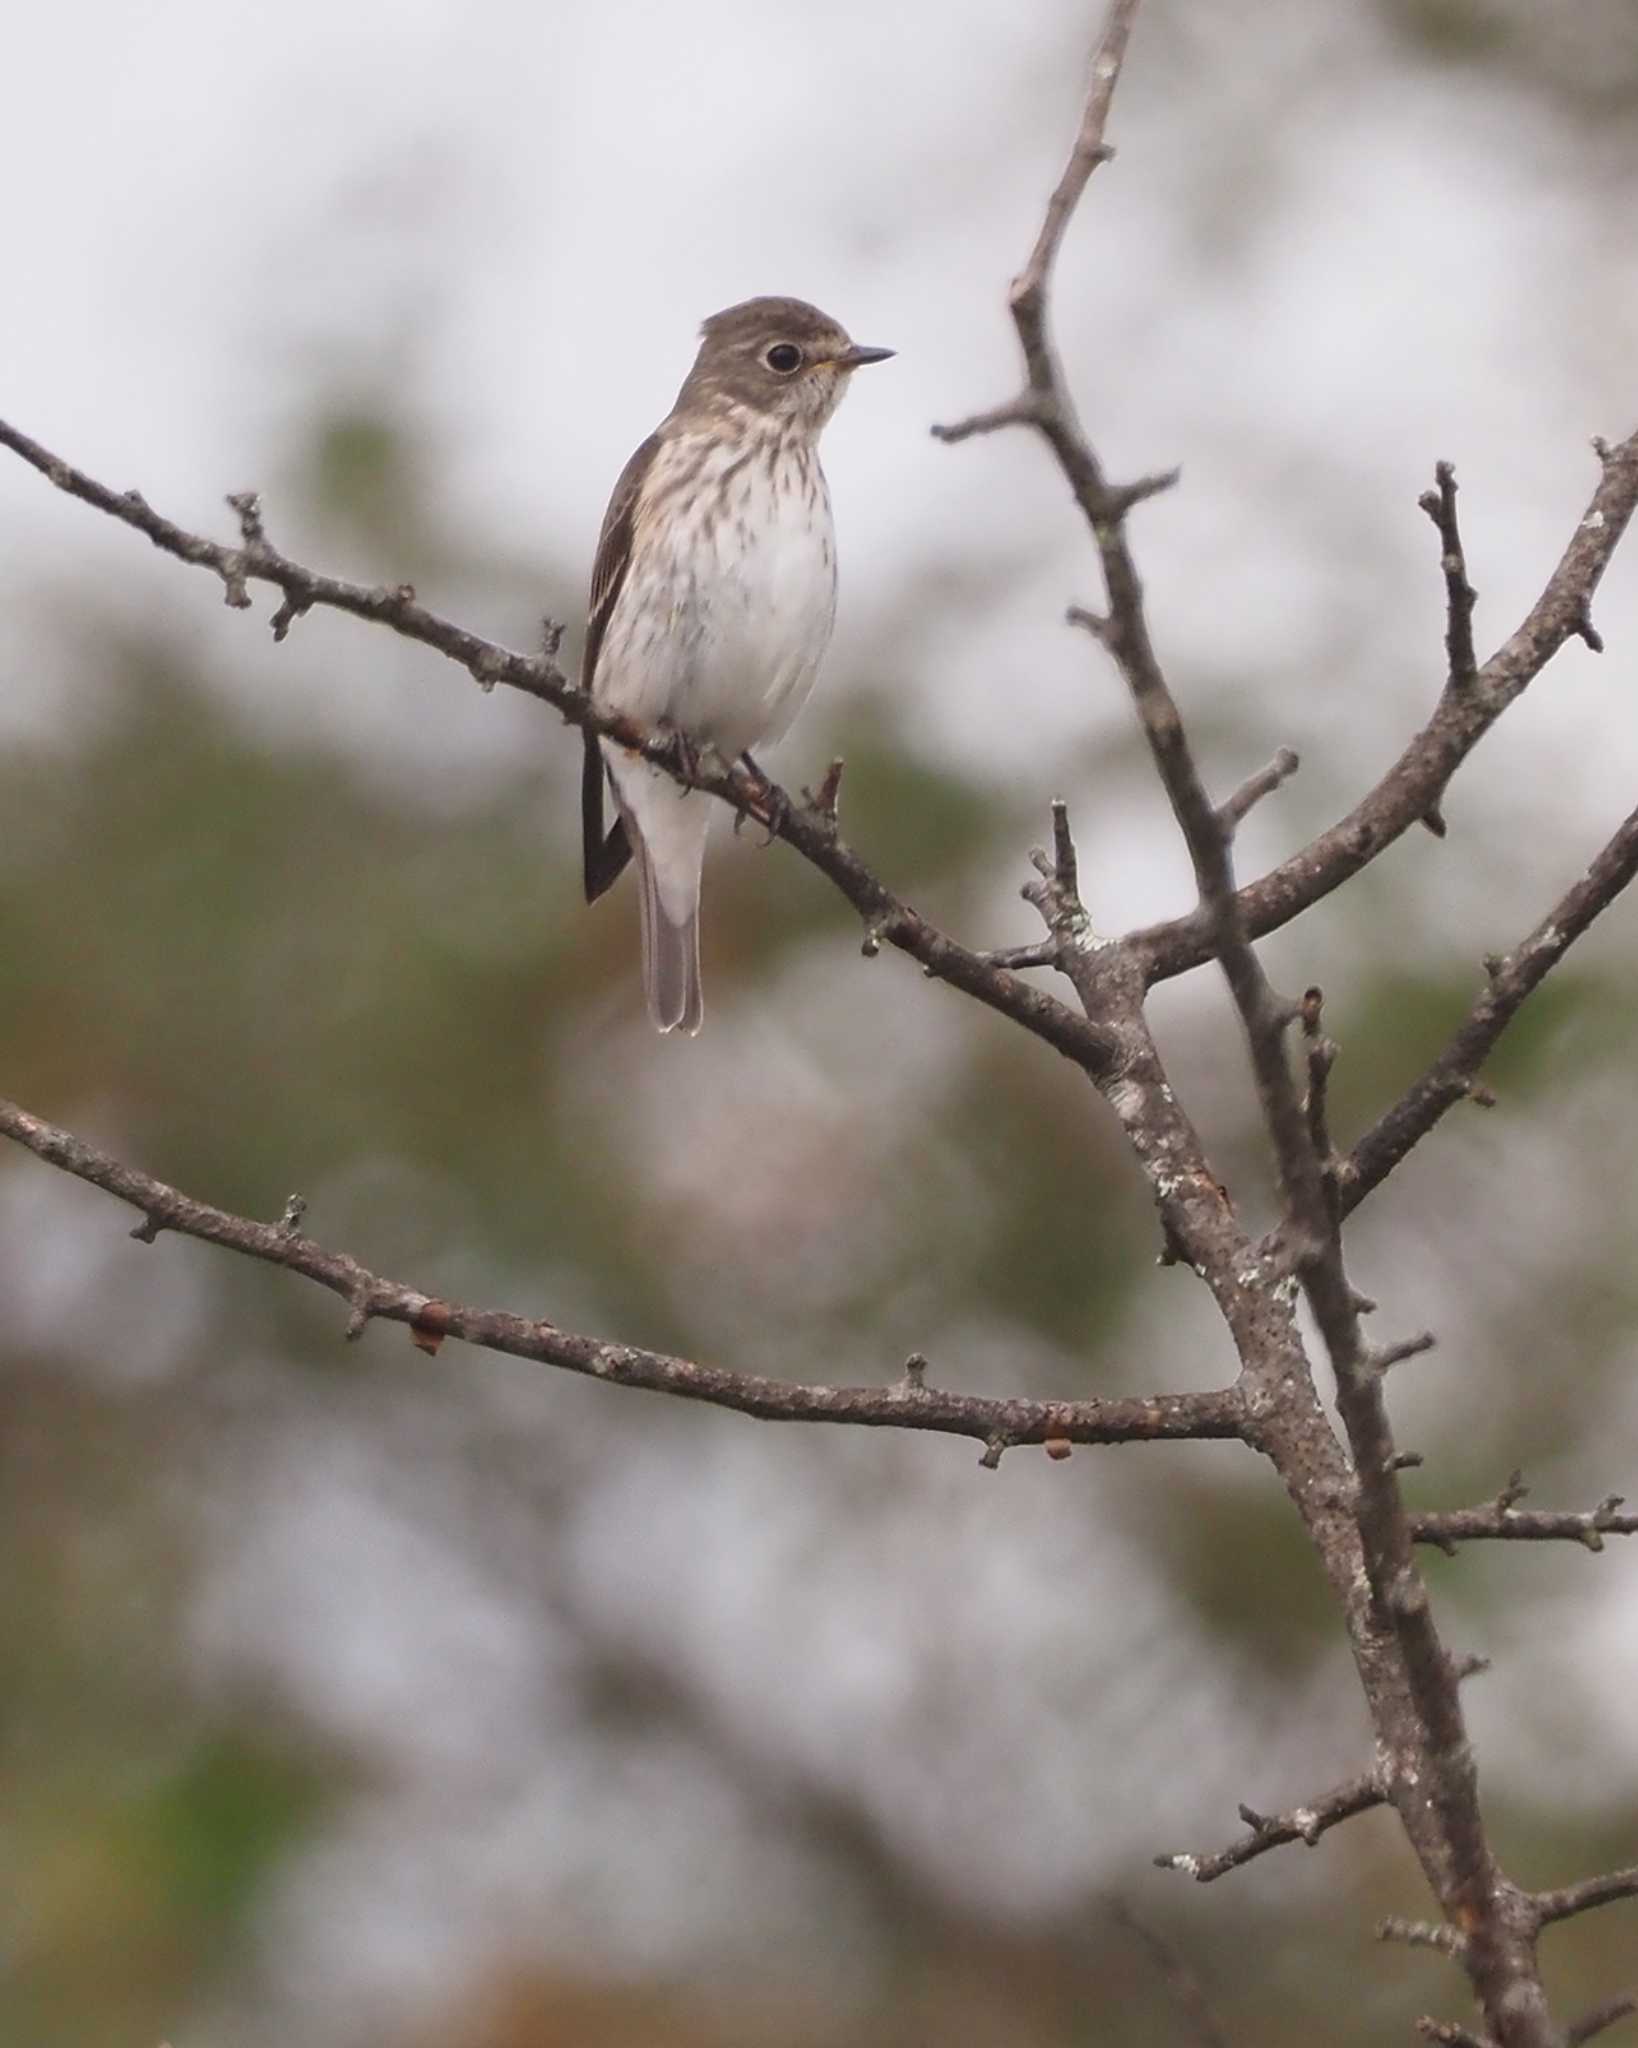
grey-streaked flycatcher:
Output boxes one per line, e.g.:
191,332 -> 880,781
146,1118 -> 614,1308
580,296 -> 893,1034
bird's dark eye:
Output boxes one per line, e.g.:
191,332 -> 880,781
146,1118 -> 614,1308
764,342 -> 802,373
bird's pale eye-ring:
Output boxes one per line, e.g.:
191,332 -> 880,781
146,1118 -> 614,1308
764,342 -> 803,374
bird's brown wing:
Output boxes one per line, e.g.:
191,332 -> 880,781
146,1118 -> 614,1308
581,432 -> 662,903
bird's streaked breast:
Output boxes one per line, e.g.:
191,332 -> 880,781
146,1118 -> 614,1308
594,424 -> 838,756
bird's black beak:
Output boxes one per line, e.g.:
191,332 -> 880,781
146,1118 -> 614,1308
836,344 -> 895,369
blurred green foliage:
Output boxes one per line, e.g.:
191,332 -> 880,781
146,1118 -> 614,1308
1382,0 -> 1638,115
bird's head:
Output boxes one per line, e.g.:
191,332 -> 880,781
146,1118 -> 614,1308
674,296 -> 894,435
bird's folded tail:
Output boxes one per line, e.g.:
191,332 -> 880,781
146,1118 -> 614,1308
603,748 -> 711,1034
582,731 -> 633,903
635,838 -> 703,1035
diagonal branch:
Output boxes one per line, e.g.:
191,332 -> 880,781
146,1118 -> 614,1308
0,1096 -> 1245,1458
0,418 -> 563,694
1221,747 -> 1301,833
1132,428 -> 1638,988
1154,1769 -> 1386,1884
1565,1992 -> 1638,2048
1532,1868 -> 1638,1931
1340,804 -> 1638,1216
1015,3 -> 1140,311
0,416 -> 1117,1083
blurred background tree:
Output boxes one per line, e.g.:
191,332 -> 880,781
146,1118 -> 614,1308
3,3 -> 1637,2044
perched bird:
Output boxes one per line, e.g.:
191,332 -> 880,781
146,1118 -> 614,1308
580,296 -> 894,1034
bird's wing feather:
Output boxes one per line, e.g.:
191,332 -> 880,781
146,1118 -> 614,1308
582,431 -> 662,698
581,431 -> 662,903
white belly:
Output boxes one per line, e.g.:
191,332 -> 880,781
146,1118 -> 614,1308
594,431 -> 838,759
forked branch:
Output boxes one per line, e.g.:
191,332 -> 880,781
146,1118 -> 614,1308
927,6 -> 1638,2044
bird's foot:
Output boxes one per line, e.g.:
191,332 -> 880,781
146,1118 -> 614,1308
733,750 -> 788,845
664,725 -> 703,786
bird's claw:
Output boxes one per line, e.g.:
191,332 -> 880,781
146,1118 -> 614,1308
734,751 -> 787,844
755,786 -> 789,844
665,726 -> 702,785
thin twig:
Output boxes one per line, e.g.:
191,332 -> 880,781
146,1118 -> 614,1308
1341,804 -> 1638,1216
1382,1915 -> 1468,1957
1154,1771 -> 1385,1883
1532,1866 -> 1638,1930
1220,747 -> 1301,833
1419,461 -> 1479,686
1566,1992 -> 1638,2047
1416,2022 -> 1492,2048
1413,1495 -> 1635,1553
1371,1331 -> 1437,1373
1299,985 -> 1339,1194
1012,7 -> 1138,313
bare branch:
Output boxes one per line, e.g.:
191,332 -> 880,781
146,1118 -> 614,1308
0,417 -> 1123,1083
1566,1992 -> 1638,2047
0,417 -> 554,693
225,486 -> 269,548
1382,1915 -> 1468,1957
1413,1487 -> 1636,1553
1220,747 -> 1301,833
1573,593 -> 1605,655
1051,796 -> 1080,900
929,393 -> 1044,443
1022,799 -> 1093,952
1154,1771 -> 1385,1883
975,20 -> 1586,2041
929,0 -> 1161,551
1011,5 -> 1136,318
1341,803 -> 1638,1216
1416,2020 -> 1492,2048
800,756 -> 846,826
1299,985 -> 1339,1192
1370,1331 -> 1438,1373
1133,429 -> 1638,987
1013,89 -> 1519,2020
1532,1867 -> 1638,1931
976,940 -> 1060,971
937,11 -> 1566,2037
1419,461 -> 1479,686
1106,465 -> 1183,516
0,1096 -> 1245,1455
